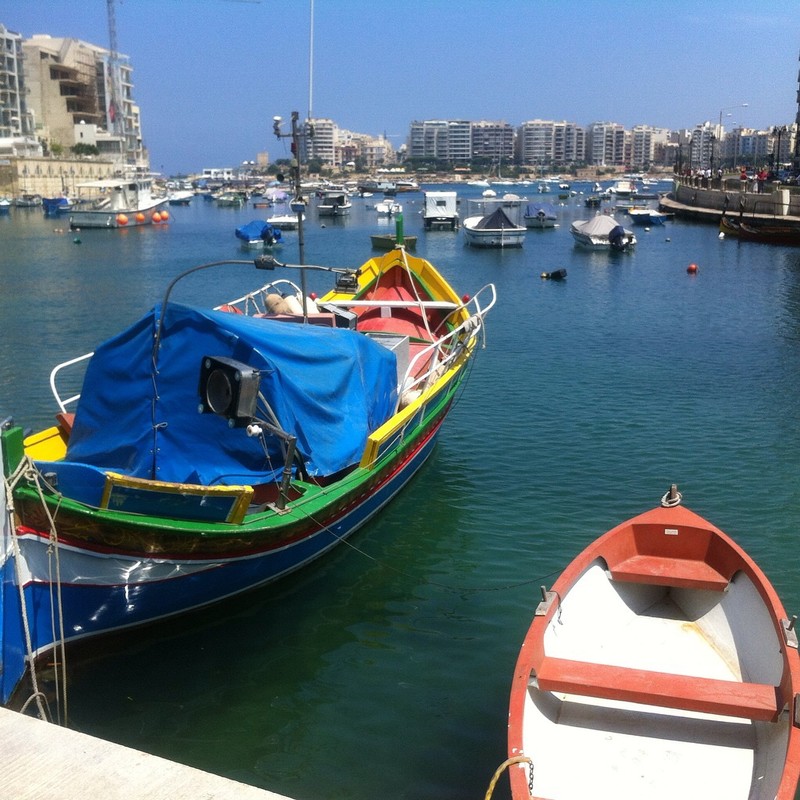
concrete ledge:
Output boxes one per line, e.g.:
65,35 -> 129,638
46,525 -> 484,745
0,707 -> 294,800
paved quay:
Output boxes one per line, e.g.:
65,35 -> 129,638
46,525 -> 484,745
0,707 -> 294,800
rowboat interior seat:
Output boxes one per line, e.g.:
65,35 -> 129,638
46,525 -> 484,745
533,656 -> 784,721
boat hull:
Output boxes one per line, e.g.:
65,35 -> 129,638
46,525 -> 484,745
720,215 -> 800,246
508,497 -> 800,800
2,248 -> 496,707
69,200 -> 168,229
463,217 -> 525,248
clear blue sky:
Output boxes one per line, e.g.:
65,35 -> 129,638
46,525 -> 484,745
4,0 -> 799,175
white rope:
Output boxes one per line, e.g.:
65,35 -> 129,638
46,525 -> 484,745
5,457 -> 68,723
4,462 -> 49,720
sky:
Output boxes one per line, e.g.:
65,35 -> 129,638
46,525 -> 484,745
3,0 -> 800,175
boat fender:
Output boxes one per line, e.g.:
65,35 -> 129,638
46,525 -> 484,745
304,295 -> 319,314
282,294 -> 304,315
265,294 -> 292,314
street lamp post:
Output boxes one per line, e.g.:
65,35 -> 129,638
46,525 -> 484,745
718,103 -> 748,171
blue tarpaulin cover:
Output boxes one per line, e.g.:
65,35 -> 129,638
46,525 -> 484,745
64,303 -> 398,485
235,219 -> 281,243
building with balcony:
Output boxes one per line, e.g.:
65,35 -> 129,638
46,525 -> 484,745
587,121 -> 626,166
20,33 -> 146,169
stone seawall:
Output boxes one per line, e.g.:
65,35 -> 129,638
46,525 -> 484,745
671,178 -> 800,218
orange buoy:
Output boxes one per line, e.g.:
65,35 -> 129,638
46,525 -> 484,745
687,263 -> 698,274
116,213 -> 128,226
135,212 -> 145,223
159,209 -> 169,221
152,211 -> 162,223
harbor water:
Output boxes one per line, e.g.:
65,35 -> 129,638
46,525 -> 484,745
1,185 -> 799,799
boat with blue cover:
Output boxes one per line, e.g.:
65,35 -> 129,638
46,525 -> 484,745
0,245 -> 495,709
235,219 -> 283,248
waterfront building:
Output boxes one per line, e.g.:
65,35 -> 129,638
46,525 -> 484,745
408,119 -> 472,165
629,125 -> 669,170
0,24 -> 34,139
688,123 -> 715,171
20,33 -> 147,170
586,121 -> 626,167
516,120 -> 586,169
470,120 -> 515,167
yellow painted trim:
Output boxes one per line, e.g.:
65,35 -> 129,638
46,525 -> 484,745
23,426 -> 68,462
101,471 -> 254,524
359,360 -> 463,469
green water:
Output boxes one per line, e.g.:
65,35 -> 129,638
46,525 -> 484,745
1,187 -> 799,799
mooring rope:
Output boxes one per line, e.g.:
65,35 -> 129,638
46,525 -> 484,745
5,457 -> 68,724
4,460 -> 50,721
484,755 -> 534,800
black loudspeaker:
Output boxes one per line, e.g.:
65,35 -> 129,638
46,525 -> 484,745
198,356 -> 260,426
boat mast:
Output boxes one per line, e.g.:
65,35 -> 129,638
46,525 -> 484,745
308,0 -> 314,121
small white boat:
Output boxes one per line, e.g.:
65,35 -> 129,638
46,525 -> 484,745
167,190 -> 194,206
463,208 -> 525,248
609,178 -> 637,196
570,214 -> 636,251
508,486 -> 800,800
375,199 -> 402,217
267,212 -> 304,230
317,189 -> 352,217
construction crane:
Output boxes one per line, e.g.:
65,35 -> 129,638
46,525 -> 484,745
106,0 -> 127,154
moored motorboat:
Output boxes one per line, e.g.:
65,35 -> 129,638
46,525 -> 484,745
508,486 -> 800,800
463,209 -> 525,247
68,177 -> 168,229
234,219 -> 283,248
422,191 -> 459,230
167,189 -> 194,206
267,212 -> 304,230
0,247 -> 495,711
522,202 -> 558,229
627,207 -> 669,226
375,198 -> 402,217
317,188 -> 352,216
570,214 -> 636,251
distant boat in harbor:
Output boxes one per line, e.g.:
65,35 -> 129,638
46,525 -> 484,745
68,177 -> 168,229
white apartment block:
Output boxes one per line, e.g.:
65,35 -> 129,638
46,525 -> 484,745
517,120 -> 585,166
587,122 -> 626,166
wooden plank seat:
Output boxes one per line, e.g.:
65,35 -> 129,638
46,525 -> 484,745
534,656 -> 782,721
609,554 -> 730,591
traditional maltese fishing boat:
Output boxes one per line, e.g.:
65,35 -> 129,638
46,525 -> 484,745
507,487 -> 800,800
0,244 -> 495,711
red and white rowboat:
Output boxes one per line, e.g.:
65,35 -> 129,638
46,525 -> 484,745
508,487 -> 800,800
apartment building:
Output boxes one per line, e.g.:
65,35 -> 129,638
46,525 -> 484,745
517,120 -> 586,166
21,33 -> 146,168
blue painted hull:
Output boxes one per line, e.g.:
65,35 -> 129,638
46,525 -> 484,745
1,418 -> 443,705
